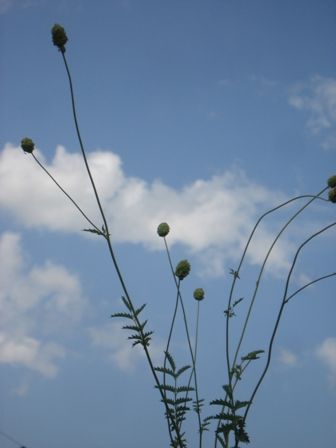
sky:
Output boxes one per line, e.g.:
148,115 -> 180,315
0,0 -> 336,447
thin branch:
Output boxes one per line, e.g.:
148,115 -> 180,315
243,221 -> 336,424
32,153 -> 100,232
284,272 -> 336,304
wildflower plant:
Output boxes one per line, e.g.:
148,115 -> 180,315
19,24 -> 336,448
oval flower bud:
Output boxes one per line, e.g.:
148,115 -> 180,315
175,259 -> 191,280
328,188 -> 336,203
193,288 -> 205,301
157,222 -> 170,237
21,137 -> 35,154
327,175 -> 336,189
51,24 -> 68,52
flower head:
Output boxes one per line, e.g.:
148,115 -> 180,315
21,137 -> 35,154
175,260 -> 191,280
51,24 -> 68,52
327,175 -> 336,189
193,288 -> 205,301
328,188 -> 336,203
157,222 -> 170,238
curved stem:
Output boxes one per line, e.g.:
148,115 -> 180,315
59,50 -> 185,447
218,192 -> 328,446
284,272 -> 336,304
32,153 -> 100,232
163,237 -> 203,446
61,52 -> 111,237
232,188 -> 328,370
243,221 -> 336,424
0,429 -> 26,448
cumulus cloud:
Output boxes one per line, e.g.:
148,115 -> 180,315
278,348 -> 297,367
316,337 -> 336,385
289,76 -> 336,149
0,232 -> 86,377
0,143 -> 303,276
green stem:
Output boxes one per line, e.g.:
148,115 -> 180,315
218,192 -> 329,448
232,188 -> 328,370
59,50 -> 184,448
32,153 -> 100,232
163,237 -> 203,447
242,221 -> 336,424
284,272 -> 336,304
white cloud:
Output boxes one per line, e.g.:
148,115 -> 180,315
0,143 -> 301,277
0,0 -> 39,15
0,0 -> 12,14
316,337 -> 336,385
88,322 -> 164,372
278,348 -> 297,366
289,76 -> 336,149
0,231 -> 86,377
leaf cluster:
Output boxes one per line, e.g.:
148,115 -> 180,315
111,296 -> 153,347
155,352 -> 194,434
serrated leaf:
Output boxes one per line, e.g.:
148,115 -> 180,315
122,324 -> 141,332
175,365 -> 191,378
210,399 -> 233,409
110,312 -> 133,320
154,366 -> 175,377
155,384 -> 176,393
211,412 -> 235,421
164,351 -> 176,372
161,398 -> 176,406
174,397 -> 192,405
121,296 -> 133,312
134,303 -> 146,317
176,385 -> 194,394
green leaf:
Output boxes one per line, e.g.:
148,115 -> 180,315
110,312 -> 133,320
210,399 -> 233,409
155,384 -> 176,393
175,365 -> 191,378
122,324 -> 141,332
234,400 -> 251,410
241,349 -> 265,361
154,366 -> 175,377
134,303 -> 146,317
82,228 -> 103,236
233,297 -> 244,308
176,385 -> 194,393
164,351 -> 176,372
121,296 -> 133,312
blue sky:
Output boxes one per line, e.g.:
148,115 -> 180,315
0,1 -> 335,447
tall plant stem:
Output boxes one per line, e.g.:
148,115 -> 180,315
217,192 -> 329,448
242,220 -> 336,423
59,50 -> 185,448
231,188 -> 328,371
163,238 -> 203,447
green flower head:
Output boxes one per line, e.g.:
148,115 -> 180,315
193,288 -> 205,301
327,175 -> 336,189
51,24 -> 68,52
21,137 -> 35,154
175,259 -> 191,280
328,188 -> 336,203
157,222 -> 170,237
